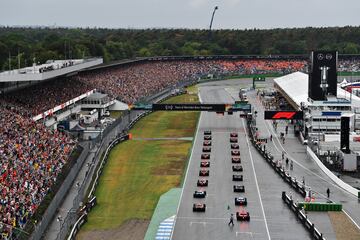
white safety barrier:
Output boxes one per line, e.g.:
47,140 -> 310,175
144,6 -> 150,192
306,146 -> 359,197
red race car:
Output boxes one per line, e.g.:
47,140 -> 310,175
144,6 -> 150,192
199,169 -> 210,176
232,157 -> 241,163
197,179 -> 208,187
231,150 -> 240,156
200,161 -> 210,167
236,209 -> 250,221
193,203 -> 206,212
230,133 -> 238,137
201,154 -> 210,160
203,140 -> 212,146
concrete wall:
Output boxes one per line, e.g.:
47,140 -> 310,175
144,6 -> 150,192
306,146 -> 359,197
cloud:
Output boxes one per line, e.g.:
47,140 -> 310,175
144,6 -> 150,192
188,0 -> 208,8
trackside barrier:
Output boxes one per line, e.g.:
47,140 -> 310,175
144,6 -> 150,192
307,147 -> 360,198
297,202 -> 342,211
282,192 -> 326,240
247,123 -> 306,197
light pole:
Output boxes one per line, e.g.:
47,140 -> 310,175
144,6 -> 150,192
209,6 -> 219,39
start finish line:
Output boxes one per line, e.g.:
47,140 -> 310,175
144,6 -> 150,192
130,103 -> 251,112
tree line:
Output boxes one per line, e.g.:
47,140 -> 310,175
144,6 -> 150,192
1,26 -> 360,71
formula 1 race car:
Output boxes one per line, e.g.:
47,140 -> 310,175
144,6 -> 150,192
197,179 -> 208,187
204,130 -> 212,135
232,165 -> 243,172
230,137 -> 238,143
193,203 -> 206,212
233,174 -> 243,181
204,135 -> 212,140
230,133 -> 238,138
199,169 -> 210,176
236,209 -> 250,221
200,161 -> 210,167
231,150 -> 240,156
193,190 -> 207,198
231,144 -> 239,149
201,154 -> 210,160
202,147 -> 211,153
232,157 -> 241,163
233,185 -> 245,192
235,197 -> 248,206
203,140 -> 212,146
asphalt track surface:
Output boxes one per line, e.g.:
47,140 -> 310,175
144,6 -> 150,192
172,79 -> 315,240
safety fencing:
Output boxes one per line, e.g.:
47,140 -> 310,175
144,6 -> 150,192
282,192 -> 326,240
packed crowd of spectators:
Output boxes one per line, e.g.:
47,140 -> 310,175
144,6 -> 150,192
0,102 -> 77,239
0,57 -> 358,238
3,59 -> 308,114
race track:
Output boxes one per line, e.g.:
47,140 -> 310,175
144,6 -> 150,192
172,79 -> 316,240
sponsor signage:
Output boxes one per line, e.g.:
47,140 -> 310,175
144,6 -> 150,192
264,111 -> 303,120
322,111 -> 341,116
153,104 -> 226,111
308,51 -> 338,101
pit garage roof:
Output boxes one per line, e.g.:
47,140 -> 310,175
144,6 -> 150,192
274,71 -> 360,109
273,71 -> 309,108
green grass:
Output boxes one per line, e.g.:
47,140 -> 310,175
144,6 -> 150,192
78,88 -> 200,235
80,140 -> 191,230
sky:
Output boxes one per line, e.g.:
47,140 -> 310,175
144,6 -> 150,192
0,0 -> 359,29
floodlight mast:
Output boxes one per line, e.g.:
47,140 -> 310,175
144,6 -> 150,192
209,6 -> 219,39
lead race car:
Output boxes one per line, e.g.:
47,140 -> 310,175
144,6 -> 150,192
193,203 -> 206,212
230,132 -> 238,137
233,174 -> 243,181
235,197 -> 247,206
233,185 -> 245,192
193,190 -> 207,198
197,179 -> 208,187
236,209 -> 250,221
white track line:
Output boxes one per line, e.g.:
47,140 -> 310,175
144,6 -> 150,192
171,91 -> 203,239
242,118 -> 271,240
343,210 -> 360,231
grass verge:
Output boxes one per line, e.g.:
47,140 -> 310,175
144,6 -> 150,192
77,87 -> 199,238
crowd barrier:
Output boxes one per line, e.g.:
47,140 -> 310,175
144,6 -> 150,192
282,192 -> 326,240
